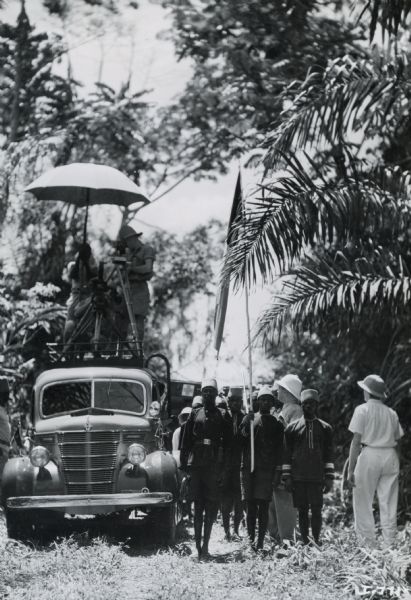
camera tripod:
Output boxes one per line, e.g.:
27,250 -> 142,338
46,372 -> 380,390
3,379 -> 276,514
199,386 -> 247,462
63,257 -> 142,360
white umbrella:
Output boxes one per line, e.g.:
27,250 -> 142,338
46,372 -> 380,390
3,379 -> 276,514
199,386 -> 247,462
25,162 -> 150,240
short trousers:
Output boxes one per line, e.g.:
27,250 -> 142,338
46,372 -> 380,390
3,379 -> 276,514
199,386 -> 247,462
190,466 -> 220,503
292,481 -> 324,508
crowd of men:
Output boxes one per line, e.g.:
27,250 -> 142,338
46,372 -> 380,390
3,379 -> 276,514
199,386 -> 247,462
173,374 -> 404,561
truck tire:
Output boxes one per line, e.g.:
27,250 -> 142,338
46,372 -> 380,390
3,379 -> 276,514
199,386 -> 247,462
151,501 -> 179,546
6,510 -> 35,542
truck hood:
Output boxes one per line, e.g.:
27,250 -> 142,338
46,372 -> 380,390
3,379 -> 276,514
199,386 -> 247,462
35,413 -> 152,434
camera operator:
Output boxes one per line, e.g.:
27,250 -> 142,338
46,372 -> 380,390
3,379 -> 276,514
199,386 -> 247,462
114,225 -> 155,344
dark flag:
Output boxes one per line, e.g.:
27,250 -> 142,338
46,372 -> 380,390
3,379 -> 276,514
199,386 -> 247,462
213,171 -> 243,356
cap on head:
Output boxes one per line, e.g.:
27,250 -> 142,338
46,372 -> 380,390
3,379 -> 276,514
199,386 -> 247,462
357,374 -> 387,399
118,225 -> 143,241
192,395 -> 203,408
277,374 -> 302,401
201,378 -> 218,392
257,386 -> 275,400
228,386 -> 243,399
179,406 -> 192,417
301,389 -> 319,403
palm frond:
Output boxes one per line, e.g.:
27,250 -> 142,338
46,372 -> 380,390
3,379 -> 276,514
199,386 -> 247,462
223,152 -> 411,285
356,0 -> 411,41
256,255 -> 411,342
264,54 -> 407,171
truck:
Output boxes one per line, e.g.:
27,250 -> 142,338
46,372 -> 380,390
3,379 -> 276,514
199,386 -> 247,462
1,353 -> 187,544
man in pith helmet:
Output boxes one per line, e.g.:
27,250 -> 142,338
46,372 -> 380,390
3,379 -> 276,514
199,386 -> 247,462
348,374 -> 404,547
282,388 -> 334,545
240,386 -> 284,551
269,374 -> 303,542
180,378 -> 232,560
115,225 -> 155,345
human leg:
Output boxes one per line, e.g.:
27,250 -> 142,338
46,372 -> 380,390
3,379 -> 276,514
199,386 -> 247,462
376,449 -> 400,547
256,500 -> 269,550
191,468 -> 205,558
246,499 -> 257,545
221,493 -> 233,539
311,505 -> 323,544
353,448 -> 381,546
298,507 -> 310,544
135,314 -> 145,342
233,494 -> 243,536
202,500 -> 218,556
193,499 -> 205,558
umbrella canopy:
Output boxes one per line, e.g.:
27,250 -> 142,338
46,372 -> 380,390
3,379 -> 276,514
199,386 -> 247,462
25,162 -> 150,207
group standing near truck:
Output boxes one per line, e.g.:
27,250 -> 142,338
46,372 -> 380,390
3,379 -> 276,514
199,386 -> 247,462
0,216 -> 405,559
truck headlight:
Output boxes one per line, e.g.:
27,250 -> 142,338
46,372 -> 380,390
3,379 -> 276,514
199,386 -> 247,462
128,444 -> 146,465
30,446 -> 50,468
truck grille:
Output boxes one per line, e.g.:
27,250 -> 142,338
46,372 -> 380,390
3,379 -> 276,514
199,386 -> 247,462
58,431 -> 120,495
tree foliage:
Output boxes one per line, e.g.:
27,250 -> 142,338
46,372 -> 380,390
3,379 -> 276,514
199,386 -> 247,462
162,0 -> 365,176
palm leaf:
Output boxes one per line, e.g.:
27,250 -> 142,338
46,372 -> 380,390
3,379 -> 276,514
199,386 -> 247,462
256,255 -> 411,342
264,54 -> 407,171
223,153 -> 411,286
356,0 -> 411,40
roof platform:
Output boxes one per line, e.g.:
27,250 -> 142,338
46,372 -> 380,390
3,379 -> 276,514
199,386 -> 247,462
45,342 -> 144,370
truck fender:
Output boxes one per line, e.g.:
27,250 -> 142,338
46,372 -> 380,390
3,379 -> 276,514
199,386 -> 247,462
1,457 -> 64,508
1,457 -> 34,507
143,451 -> 179,498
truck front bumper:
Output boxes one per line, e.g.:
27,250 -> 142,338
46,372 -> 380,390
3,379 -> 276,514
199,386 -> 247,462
7,491 -> 174,514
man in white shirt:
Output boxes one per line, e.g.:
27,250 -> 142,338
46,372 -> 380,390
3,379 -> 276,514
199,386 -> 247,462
348,374 -> 404,547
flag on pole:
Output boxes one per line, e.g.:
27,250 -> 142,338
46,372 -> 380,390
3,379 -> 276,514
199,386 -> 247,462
213,171 -> 243,356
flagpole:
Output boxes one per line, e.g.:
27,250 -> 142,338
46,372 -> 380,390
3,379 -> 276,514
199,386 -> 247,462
242,173 -> 255,474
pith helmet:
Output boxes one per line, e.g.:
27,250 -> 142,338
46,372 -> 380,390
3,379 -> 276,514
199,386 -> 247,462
192,395 -> 203,408
179,406 -> 192,417
118,225 -> 143,240
301,389 -> 319,403
257,386 -> 275,399
277,374 -> 302,401
357,374 -> 387,399
201,378 -> 218,391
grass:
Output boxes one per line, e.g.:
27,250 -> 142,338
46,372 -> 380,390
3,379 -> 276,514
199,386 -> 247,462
0,515 -> 409,600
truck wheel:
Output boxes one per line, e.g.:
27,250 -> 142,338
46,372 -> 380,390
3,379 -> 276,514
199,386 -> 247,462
6,510 -> 34,542
152,501 -> 179,546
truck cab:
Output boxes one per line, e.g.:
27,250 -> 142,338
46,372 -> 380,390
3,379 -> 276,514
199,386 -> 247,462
2,356 -> 182,544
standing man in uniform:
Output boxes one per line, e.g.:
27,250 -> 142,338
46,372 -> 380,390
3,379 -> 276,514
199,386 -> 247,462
180,378 -> 231,560
116,225 -> 155,344
221,386 -> 245,541
348,374 -> 404,548
241,387 -> 284,551
269,374 -> 303,542
282,389 -> 334,545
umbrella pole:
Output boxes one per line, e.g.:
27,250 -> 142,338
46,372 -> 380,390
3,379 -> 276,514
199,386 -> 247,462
83,189 -> 90,243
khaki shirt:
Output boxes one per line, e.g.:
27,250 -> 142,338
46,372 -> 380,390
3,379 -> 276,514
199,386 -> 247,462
348,399 -> 404,448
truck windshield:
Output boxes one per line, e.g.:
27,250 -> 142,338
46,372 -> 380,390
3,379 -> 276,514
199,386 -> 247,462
94,380 -> 145,414
42,382 -> 91,417
41,379 -> 146,417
